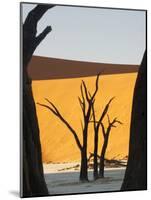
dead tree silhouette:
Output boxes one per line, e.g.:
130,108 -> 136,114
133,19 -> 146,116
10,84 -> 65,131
121,50 -> 147,190
22,4 -> 55,197
99,115 -> 122,177
38,74 -> 100,181
90,97 -> 115,179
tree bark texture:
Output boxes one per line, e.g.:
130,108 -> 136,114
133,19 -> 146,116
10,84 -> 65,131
121,50 -> 147,191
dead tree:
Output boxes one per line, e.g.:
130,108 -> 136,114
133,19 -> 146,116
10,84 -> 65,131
38,75 -> 100,181
22,5 -> 55,197
91,97 -> 114,179
121,50 -> 147,190
99,115 -> 122,177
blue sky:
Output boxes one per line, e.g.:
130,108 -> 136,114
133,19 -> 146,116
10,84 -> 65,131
22,4 -> 146,65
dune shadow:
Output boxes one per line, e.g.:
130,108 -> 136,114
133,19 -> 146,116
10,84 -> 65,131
28,56 -> 139,80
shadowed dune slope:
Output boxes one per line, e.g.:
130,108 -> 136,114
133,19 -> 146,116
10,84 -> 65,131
28,56 -> 139,80
31,62 -> 137,162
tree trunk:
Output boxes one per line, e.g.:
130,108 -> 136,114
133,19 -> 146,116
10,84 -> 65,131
22,5 -> 55,197
80,127 -> 88,181
99,156 -> 105,178
99,133 -> 109,178
93,130 -> 99,179
23,83 -> 48,197
80,150 -> 88,181
121,50 -> 147,191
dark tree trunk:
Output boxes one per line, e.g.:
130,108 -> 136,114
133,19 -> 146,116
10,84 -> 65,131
91,97 -> 115,180
22,5 -> 55,197
99,132 -> 110,178
80,128 -> 88,181
99,156 -> 105,178
93,130 -> 99,179
121,50 -> 147,191
23,83 -> 48,197
80,150 -> 88,181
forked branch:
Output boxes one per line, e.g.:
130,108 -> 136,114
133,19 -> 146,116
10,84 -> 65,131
91,73 -> 100,100
89,97 -> 115,131
35,26 -> 52,47
107,114 -> 123,128
81,74 -> 100,105
98,97 -> 115,124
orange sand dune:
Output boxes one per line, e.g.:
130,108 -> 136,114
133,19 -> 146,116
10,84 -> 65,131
32,73 -> 137,163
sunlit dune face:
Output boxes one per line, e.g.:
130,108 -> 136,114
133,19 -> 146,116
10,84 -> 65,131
32,73 -> 137,163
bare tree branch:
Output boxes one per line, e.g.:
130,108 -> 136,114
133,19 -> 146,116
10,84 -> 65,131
80,84 -> 85,103
78,97 -> 84,110
91,102 -> 97,130
35,26 -> 52,47
88,91 -> 92,99
80,84 -> 86,115
115,120 -> 123,125
89,97 -> 115,125
107,114 -> 111,125
45,98 -> 60,115
37,102 -> 57,116
100,122 -> 106,138
37,100 -> 82,151
89,112 -> 93,121
111,118 -> 123,128
98,97 -> 115,124
82,81 -> 90,103
91,74 -> 100,100
106,115 -> 123,128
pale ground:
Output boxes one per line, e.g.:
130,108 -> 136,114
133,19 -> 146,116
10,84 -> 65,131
43,163 -> 126,195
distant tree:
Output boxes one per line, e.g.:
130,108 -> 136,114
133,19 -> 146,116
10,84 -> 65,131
121,50 -> 147,190
99,115 -> 122,177
22,5 -> 55,197
90,97 -> 115,179
38,75 -> 100,181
